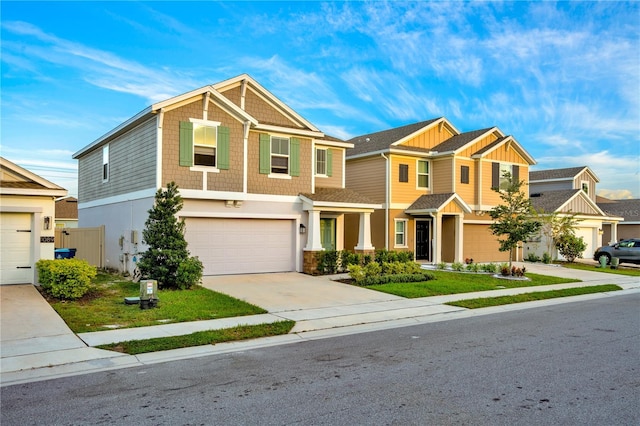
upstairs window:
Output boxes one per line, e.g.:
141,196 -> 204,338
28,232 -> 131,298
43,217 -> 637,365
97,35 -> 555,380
316,148 -> 327,176
179,120 -> 229,169
460,165 -> 470,184
492,162 -> 519,190
417,160 -> 429,188
271,136 -> 289,174
581,181 -> 589,194
102,145 -> 109,182
193,124 -> 217,167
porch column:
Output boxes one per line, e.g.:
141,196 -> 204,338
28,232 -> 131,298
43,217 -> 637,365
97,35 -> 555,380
454,214 -> 464,262
354,211 -> 375,251
433,213 -> 442,264
610,222 -> 618,244
305,210 -> 323,251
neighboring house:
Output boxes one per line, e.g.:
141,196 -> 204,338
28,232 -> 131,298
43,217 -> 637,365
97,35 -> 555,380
0,157 -> 68,285
55,196 -> 78,228
526,166 -> 622,260
344,118 -> 536,263
73,74 -> 379,276
597,197 -> 640,243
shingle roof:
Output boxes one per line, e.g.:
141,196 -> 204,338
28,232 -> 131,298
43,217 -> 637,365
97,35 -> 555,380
299,187 -> 378,205
472,135 -> 509,156
55,197 -> 78,219
431,128 -> 495,153
529,166 -> 587,182
529,189 -> 582,213
597,199 -> 640,221
407,193 -> 456,211
0,181 -> 48,190
346,118 -> 441,157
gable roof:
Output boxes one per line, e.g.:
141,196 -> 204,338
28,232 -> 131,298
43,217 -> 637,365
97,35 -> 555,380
346,118 -> 449,157
0,157 -> 68,197
470,135 -> 536,165
597,199 -> 640,222
529,166 -> 598,183
405,192 -> 472,214
431,127 -> 496,153
529,189 -> 606,217
55,196 -> 78,219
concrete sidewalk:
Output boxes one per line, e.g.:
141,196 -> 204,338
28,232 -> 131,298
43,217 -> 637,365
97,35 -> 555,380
2,263 -> 638,387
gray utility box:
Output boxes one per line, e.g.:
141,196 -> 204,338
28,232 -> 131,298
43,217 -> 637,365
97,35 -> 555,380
140,279 -> 158,309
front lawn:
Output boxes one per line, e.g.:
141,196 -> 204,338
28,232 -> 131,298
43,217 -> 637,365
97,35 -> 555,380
366,271 -> 580,298
44,272 -> 267,333
556,261 -> 640,277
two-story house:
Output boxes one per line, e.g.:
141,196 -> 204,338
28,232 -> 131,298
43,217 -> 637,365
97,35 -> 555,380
344,118 -> 536,263
527,166 -> 623,260
73,74 -> 379,276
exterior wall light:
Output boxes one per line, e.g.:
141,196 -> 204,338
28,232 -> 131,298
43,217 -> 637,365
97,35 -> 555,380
299,224 -> 306,234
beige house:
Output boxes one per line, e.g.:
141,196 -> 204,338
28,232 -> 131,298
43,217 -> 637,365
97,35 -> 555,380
55,196 -> 78,228
73,74 -> 379,275
526,166 -> 623,260
344,118 -> 536,263
0,157 -> 67,285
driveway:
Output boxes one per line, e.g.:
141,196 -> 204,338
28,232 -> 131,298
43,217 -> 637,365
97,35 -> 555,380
200,272 -> 402,312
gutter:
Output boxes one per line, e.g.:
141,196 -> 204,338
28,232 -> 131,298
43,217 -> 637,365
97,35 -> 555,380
381,152 -> 389,250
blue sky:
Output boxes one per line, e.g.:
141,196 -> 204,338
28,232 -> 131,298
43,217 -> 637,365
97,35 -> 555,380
2,1 -> 639,199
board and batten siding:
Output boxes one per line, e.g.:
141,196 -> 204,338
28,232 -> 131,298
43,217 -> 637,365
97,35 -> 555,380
400,124 -> 455,150
78,117 -> 157,203
345,157 -> 387,204
573,170 -> 597,202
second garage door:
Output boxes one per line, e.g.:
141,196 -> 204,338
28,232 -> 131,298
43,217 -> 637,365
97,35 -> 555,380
184,218 -> 296,275
1,213 -> 33,285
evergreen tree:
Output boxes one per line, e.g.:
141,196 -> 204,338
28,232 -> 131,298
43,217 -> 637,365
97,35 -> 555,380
489,172 -> 541,267
138,182 -> 203,289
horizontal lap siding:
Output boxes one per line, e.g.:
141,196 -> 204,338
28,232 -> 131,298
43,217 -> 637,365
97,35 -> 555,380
345,157 -> 386,204
463,224 -> 510,263
78,118 -> 157,202
431,158 -> 453,194
315,147 -> 344,189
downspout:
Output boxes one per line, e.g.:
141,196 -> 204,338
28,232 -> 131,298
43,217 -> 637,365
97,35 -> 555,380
381,152 -> 389,250
243,121 -> 250,194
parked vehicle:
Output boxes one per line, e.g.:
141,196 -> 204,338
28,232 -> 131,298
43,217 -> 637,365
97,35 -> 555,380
593,238 -> 640,264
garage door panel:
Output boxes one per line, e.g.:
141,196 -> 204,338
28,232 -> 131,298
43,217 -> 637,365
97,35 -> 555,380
185,218 -> 295,275
1,213 -> 33,285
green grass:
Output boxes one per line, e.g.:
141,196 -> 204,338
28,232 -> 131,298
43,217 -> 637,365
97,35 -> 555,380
557,262 -> 640,277
97,321 -> 295,355
446,285 -> 622,309
45,272 -> 267,333
366,270 -> 580,298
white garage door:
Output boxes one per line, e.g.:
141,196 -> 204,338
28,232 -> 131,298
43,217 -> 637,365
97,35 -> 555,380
0,213 -> 33,285
575,227 -> 596,259
184,218 -> 296,275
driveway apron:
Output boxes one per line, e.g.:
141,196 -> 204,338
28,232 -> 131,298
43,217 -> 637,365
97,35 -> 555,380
200,272 -> 403,312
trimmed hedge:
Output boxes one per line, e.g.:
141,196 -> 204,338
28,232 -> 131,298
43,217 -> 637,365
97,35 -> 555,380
360,272 -> 435,286
36,258 -> 97,300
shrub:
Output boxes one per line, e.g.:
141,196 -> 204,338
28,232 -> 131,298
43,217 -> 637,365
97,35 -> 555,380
525,253 -> 540,262
466,263 -> 480,273
340,251 -> 362,271
542,252 -> 552,264
363,261 -> 382,277
500,263 -> 511,276
480,263 -> 498,273
451,261 -> 465,271
555,234 -> 587,263
360,272 -> 435,286
36,259 -> 97,300
436,262 -> 448,270
174,256 -> 204,290
347,264 -> 366,284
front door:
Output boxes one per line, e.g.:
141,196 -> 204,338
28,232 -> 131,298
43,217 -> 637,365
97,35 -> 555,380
416,220 -> 431,261
320,218 -> 336,251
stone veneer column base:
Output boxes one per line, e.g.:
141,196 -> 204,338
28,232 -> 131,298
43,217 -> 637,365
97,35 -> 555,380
303,250 -> 320,275
354,249 -> 375,257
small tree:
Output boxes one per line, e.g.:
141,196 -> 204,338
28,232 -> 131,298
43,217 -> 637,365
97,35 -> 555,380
555,233 -> 587,263
138,182 -> 203,289
534,209 -> 581,260
489,172 -> 541,268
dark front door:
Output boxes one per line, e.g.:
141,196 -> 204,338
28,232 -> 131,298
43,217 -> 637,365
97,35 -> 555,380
416,220 -> 431,260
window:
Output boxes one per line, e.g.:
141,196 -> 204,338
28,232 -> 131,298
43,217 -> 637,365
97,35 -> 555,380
193,123 -> 217,167
461,165 -> 470,184
394,219 -> 407,247
316,148 -> 327,175
492,162 -> 516,190
271,136 -> 289,174
102,145 -> 109,182
417,160 -> 429,188
399,164 -> 409,182
581,181 -> 589,195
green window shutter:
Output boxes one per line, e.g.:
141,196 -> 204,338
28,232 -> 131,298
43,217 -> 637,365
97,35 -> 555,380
179,121 -> 194,167
290,138 -> 300,177
217,126 -> 230,170
326,148 -> 333,177
259,133 -> 270,174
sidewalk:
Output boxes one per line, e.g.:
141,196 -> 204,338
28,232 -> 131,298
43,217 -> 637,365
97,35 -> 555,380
2,263 -> 638,386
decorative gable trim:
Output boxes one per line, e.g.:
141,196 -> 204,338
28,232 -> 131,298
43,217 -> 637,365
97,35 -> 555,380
470,135 -> 536,165
390,117 -> 460,147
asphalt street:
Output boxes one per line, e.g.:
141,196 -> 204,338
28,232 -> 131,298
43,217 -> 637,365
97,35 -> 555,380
2,293 -> 639,425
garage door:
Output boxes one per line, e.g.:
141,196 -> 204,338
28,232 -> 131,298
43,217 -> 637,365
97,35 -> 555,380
184,218 -> 296,275
0,213 -> 33,285
574,227 -> 596,259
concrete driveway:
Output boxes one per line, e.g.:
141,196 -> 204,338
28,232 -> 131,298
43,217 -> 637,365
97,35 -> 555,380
200,272 -> 403,312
